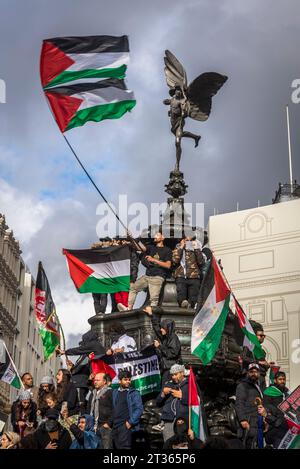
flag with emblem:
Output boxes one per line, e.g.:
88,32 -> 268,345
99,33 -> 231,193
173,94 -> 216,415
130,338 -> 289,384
0,340 -> 22,389
191,255 -> 231,365
232,295 -> 265,360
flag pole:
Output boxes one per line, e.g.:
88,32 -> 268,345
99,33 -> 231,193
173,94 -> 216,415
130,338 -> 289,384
62,134 -> 128,233
188,366 -> 192,432
3,341 -> 24,389
286,105 -> 294,193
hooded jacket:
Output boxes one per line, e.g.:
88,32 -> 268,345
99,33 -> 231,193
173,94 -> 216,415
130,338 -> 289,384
263,385 -> 289,447
151,315 -> 181,371
163,417 -> 203,449
65,330 -> 105,356
70,414 -> 101,449
112,388 -> 144,431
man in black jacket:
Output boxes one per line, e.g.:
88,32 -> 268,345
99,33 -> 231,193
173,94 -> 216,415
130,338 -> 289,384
87,372 -> 113,449
156,364 -> 189,442
235,363 -> 264,448
34,408 -> 72,449
146,312 -> 181,385
262,371 -> 290,448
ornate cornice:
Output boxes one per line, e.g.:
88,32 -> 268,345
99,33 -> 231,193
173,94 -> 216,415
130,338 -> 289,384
230,273 -> 300,290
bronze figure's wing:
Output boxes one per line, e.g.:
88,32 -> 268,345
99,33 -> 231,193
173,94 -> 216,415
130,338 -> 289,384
187,72 -> 228,121
164,50 -> 187,90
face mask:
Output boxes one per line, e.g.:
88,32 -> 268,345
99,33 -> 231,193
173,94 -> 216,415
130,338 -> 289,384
175,423 -> 188,436
45,420 -> 59,432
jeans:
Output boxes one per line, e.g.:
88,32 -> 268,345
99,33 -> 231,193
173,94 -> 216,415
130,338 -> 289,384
112,423 -> 132,449
98,425 -> 113,449
128,275 -> 164,307
175,278 -> 201,307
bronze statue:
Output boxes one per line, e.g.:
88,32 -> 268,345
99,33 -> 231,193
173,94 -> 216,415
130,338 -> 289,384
163,50 -> 228,172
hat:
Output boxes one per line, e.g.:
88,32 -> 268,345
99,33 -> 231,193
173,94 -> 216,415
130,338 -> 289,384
45,408 -> 60,420
170,364 -> 185,375
248,363 -> 260,371
18,390 -> 31,401
40,376 -> 54,385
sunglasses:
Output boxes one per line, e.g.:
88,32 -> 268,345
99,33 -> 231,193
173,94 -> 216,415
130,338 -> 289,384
257,334 -> 266,338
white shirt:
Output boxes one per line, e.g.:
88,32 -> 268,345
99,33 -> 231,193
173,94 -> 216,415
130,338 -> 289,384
111,334 -> 137,353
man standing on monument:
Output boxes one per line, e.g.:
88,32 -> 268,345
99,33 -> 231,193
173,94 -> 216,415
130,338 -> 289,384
118,232 -> 172,314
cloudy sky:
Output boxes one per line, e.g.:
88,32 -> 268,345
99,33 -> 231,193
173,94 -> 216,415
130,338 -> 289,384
1,0 -> 300,346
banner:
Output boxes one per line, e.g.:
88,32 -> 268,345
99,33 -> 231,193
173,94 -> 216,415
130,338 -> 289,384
92,346 -> 161,396
278,385 -> 300,428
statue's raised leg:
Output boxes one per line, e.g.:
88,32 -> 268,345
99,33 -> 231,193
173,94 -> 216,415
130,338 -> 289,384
182,131 -> 201,147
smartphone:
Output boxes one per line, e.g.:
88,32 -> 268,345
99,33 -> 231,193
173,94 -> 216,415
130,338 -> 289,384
61,401 -> 68,413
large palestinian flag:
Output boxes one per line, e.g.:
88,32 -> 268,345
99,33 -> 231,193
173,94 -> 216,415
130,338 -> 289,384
35,262 -> 60,360
63,245 -> 130,294
91,346 -> 161,396
188,368 -> 207,442
191,255 -> 231,365
233,295 -> 265,360
40,35 -> 136,132
0,340 -> 22,389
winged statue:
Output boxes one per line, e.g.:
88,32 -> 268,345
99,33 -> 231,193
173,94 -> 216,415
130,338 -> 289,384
163,50 -> 228,172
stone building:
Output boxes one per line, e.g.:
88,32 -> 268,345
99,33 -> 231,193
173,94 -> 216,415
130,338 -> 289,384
209,196 -> 300,389
0,213 -> 61,416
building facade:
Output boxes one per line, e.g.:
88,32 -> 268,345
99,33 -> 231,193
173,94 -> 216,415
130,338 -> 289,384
209,198 -> 300,389
0,213 -> 61,415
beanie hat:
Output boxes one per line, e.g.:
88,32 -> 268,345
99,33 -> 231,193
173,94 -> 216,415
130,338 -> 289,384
170,364 -> 185,375
18,390 -> 31,401
40,376 -> 54,385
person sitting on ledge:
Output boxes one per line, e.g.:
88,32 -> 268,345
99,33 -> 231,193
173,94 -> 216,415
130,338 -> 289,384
117,231 -> 172,314
106,322 -> 137,355
172,235 -> 204,309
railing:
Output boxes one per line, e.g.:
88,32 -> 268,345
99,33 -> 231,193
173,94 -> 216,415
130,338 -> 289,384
272,182 -> 300,204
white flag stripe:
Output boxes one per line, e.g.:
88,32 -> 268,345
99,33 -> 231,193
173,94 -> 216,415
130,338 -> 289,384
191,286 -> 225,351
67,52 -> 130,72
87,259 -> 130,279
76,88 -> 135,111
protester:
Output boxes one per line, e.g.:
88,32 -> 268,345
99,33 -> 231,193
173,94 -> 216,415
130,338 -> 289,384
262,371 -> 290,448
0,431 -> 20,449
145,311 -> 181,385
11,389 -> 38,438
112,370 -> 144,449
34,408 -> 72,449
156,364 -> 189,441
18,432 -> 38,449
20,372 -> 39,403
106,322 -> 137,354
87,372 -> 113,449
241,322 -> 270,390
118,232 -> 172,314
67,357 -> 91,414
163,417 -> 203,449
55,369 -> 79,416
37,376 -> 56,418
70,414 -> 101,449
172,236 -> 204,308
235,363 -> 264,448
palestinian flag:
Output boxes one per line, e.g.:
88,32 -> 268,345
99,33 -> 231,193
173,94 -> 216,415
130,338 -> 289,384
0,340 -> 22,389
91,346 -> 161,396
40,35 -> 136,132
264,385 -> 284,398
191,255 -> 231,365
233,295 -> 265,360
188,368 -> 207,442
35,262 -> 60,360
44,79 -> 136,132
63,245 -> 130,294
269,363 -> 281,385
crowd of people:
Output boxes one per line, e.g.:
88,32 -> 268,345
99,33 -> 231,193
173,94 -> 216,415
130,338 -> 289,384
0,231 -> 296,450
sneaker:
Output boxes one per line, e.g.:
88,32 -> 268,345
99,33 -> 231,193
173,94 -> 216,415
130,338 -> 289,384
117,303 -> 129,312
180,300 -> 189,309
152,422 -> 165,432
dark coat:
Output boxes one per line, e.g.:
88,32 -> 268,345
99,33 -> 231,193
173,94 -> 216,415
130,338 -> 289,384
263,386 -> 289,447
112,388 -> 144,431
235,377 -> 264,439
87,387 -> 113,428
130,249 -> 139,283
156,378 -> 189,422
11,400 -> 38,434
65,330 -> 105,356
172,247 -> 204,279
151,315 -> 181,372
35,421 -> 72,449
55,381 -> 79,416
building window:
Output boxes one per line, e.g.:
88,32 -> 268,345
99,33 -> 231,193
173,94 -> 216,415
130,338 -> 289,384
27,320 -> 31,340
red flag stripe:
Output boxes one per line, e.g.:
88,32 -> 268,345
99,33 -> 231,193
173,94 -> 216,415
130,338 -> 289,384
212,256 -> 231,303
63,249 -> 93,289
40,41 -> 74,88
188,368 -> 199,406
